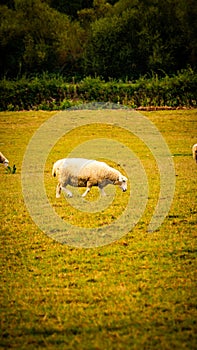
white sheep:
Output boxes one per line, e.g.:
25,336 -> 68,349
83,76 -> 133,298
52,158 -> 128,198
192,143 -> 197,163
0,152 -> 9,167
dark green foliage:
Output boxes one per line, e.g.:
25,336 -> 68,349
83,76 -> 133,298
0,69 -> 196,111
0,0 -> 85,78
83,0 -> 196,79
0,0 -> 196,80
6,164 -> 16,174
83,9 -> 146,79
49,0 -> 94,19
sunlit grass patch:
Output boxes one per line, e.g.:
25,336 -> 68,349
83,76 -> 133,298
0,109 -> 197,349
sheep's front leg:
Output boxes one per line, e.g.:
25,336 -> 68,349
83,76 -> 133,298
61,186 -> 73,198
56,184 -> 73,198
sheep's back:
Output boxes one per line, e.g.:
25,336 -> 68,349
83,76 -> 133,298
79,161 -> 119,182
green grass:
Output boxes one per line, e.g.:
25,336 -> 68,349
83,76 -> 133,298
0,109 -> 197,349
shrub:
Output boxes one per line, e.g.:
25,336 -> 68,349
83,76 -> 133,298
0,69 -> 196,111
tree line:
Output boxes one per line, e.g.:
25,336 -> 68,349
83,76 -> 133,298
0,0 -> 197,81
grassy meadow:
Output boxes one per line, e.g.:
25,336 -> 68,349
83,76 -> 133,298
0,109 -> 197,349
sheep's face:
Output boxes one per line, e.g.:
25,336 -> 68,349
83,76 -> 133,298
118,175 -> 127,192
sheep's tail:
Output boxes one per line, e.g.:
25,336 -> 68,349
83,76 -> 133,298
52,164 -> 57,177
192,144 -> 197,163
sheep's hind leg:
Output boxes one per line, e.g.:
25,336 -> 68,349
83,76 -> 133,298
82,187 -> 91,197
56,184 -> 61,198
98,185 -> 106,196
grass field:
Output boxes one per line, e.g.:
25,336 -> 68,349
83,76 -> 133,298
0,109 -> 197,349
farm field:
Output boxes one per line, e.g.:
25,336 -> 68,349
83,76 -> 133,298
0,108 -> 197,349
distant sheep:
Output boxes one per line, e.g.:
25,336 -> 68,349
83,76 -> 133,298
52,158 -> 128,198
0,152 -> 9,167
192,143 -> 197,163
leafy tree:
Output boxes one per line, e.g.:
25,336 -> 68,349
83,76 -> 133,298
0,0 -> 196,79
83,7 -> 149,79
0,0 -> 15,8
78,0 -> 113,27
48,0 -> 93,19
0,5 -> 25,77
150,0 -> 189,73
179,0 -> 197,68
83,0 -> 196,79
0,0 -> 86,77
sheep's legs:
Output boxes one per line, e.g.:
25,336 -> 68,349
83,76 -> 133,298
82,180 -> 94,197
82,186 -> 106,197
61,186 -> 73,198
56,184 -> 61,198
98,185 -> 106,196
56,183 -> 107,198
56,184 -> 73,198
82,187 -> 91,197
99,187 -> 106,196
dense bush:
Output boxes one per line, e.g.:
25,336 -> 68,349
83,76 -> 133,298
0,69 -> 196,111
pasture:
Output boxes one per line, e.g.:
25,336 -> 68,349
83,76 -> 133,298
0,109 -> 197,349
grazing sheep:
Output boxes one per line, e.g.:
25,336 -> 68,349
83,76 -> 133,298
0,152 -> 9,167
192,143 -> 197,163
52,158 -> 128,198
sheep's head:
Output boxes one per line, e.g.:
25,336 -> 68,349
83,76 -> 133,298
117,175 -> 127,192
0,152 -> 9,167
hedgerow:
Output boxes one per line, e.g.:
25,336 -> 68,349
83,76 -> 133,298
0,69 -> 196,111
